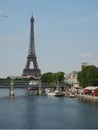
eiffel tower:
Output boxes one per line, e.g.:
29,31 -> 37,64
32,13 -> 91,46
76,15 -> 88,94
22,15 -> 41,78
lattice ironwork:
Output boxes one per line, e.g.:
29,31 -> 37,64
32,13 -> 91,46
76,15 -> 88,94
22,16 -> 41,78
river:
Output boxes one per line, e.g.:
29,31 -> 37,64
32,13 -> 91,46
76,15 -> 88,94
0,88 -> 98,129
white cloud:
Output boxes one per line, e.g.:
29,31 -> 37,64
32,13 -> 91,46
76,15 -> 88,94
81,53 -> 94,58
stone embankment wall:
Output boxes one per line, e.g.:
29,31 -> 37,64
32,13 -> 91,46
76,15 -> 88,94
77,94 -> 98,104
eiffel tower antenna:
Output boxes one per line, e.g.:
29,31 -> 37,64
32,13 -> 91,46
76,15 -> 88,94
22,15 -> 41,78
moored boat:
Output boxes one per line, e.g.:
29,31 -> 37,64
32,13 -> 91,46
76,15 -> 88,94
65,92 -> 77,98
53,90 -> 64,97
45,81 -> 64,97
46,88 -> 64,97
27,87 -> 33,90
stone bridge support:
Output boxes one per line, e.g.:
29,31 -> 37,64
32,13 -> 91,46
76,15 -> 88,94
10,79 -> 14,96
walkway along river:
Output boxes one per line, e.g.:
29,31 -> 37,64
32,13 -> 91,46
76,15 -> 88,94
0,88 -> 98,129
77,94 -> 98,104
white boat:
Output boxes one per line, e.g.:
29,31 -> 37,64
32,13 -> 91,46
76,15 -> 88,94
27,86 -> 33,90
45,81 -> 64,97
46,88 -> 64,97
65,92 -> 76,98
47,91 -> 56,96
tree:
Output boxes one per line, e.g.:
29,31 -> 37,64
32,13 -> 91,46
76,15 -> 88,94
77,65 -> 98,88
41,71 -> 65,85
55,72 -> 65,83
41,72 -> 54,84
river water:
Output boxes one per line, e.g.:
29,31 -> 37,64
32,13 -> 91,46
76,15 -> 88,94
0,88 -> 98,129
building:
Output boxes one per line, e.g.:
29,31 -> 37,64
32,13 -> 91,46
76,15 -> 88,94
80,62 -> 91,71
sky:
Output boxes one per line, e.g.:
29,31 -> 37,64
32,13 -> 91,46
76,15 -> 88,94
0,0 -> 98,77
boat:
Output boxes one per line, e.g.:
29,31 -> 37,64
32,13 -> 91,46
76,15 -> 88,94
45,87 -> 64,97
65,92 -> 76,98
46,90 -> 64,97
27,87 -> 33,90
68,93 -> 76,98
54,90 -> 64,97
47,91 -> 56,96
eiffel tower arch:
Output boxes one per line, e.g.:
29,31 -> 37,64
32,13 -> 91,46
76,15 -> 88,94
22,16 -> 41,78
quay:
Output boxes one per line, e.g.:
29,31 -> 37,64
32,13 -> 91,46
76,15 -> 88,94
77,94 -> 98,104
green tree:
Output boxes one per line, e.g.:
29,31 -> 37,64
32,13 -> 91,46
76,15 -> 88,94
41,71 -> 65,85
41,72 -> 54,84
55,72 -> 65,83
77,65 -> 98,88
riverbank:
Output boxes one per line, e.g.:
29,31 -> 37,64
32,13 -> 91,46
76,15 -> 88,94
77,94 -> 98,104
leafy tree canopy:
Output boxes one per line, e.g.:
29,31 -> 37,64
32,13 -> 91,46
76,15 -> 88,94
77,65 -> 98,88
41,72 -> 65,85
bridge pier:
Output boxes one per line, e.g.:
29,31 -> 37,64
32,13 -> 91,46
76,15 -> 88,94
37,87 -> 42,95
37,80 -> 42,95
10,79 -> 14,96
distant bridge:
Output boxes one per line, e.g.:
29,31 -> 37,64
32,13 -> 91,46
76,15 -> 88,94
0,80 -> 68,96
0,80 -> 66,90
0,81 -> 29,87
0,80 -> 41,89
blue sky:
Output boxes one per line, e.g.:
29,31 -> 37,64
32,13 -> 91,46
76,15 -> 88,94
0,0 -> 98,77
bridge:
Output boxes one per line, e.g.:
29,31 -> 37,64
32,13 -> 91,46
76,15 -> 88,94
0,79 -> 66,96
0,79 -> 60,96
0,81 -> 29,87
0,79 -> 42,96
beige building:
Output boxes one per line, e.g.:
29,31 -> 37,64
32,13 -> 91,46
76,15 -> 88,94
64,62 -> 92,88
64,71 -> 79,88
80,62 -> 91,71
